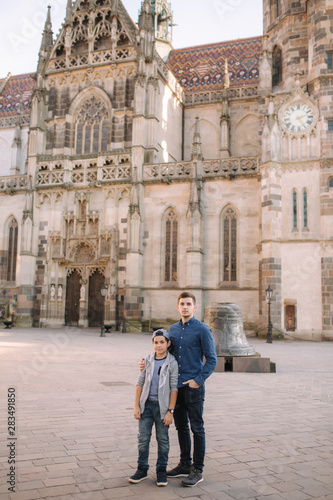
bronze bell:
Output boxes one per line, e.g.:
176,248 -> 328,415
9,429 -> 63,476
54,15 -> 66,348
205,303 -> 256,356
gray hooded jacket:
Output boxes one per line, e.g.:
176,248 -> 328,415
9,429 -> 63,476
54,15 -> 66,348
137,352 -> 178,419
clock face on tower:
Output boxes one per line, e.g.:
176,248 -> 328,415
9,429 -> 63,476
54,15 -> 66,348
282,103 -> 315,133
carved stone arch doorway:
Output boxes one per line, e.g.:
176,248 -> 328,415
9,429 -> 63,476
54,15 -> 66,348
88,269 -> 105,327
65,266 -> 106,327
65,269 -> 81,326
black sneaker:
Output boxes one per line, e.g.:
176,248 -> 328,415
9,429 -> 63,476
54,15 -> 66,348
181,468 -> 203,487
156,471 -> 168,486
166,461 -> 192,477
128,468 -> 148,483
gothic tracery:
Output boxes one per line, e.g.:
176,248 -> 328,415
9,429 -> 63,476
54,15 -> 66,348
75,95 -> 111,154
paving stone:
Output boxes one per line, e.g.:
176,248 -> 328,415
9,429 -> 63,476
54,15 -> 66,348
200,494 -> 236,500
280,491 -> 312,500
17,480 -> 45,491
37,485 -> 81,497
43,477 -> 77,488
9,491 -> 41,500
271,481 -> 302,493
223,486 -> 259,499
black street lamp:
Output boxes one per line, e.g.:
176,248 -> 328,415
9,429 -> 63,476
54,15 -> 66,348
100,284 -> 108,337
265,284 -> 273,344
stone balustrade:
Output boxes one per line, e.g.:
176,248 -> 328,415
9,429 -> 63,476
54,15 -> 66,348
0,157 -> 259,192
48,46 -> 136,71
184,86 -> 258,106
0,175 -> 28,193
202,157 -> 259,177
144,157 -> 259,182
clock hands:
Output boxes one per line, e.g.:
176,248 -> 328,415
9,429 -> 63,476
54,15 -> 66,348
297,116 -> 306,127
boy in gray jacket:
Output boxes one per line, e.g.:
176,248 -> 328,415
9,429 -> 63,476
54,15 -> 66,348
129,329 -> 178,487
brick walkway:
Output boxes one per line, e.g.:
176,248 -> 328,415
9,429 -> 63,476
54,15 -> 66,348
0,327 -> 333,500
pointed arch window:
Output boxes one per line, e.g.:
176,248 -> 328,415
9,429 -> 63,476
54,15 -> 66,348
293,189 -> 298,229
164,209 -> 178,283
7,219 -> 18,282
222,207 -> 237,282
303,189 -> 308,229
272,46 -> 282,87
75,95 -> 111,154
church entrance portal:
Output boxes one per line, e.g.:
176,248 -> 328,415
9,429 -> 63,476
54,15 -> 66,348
65,270 -> 81,326
88,271 -> 105,327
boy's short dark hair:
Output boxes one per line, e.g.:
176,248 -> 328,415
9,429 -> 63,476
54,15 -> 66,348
177,292 -> 196,305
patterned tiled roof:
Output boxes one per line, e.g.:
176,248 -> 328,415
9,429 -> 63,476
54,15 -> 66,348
167,36 -> 262,92
0,37 -> 261,121
0,74 -> 35,118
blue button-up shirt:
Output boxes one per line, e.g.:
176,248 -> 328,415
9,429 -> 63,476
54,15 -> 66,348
170,317 -> 217,388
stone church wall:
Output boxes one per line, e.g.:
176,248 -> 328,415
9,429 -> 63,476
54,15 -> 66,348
154,80 -> 183,163
281,242 -> 322,339
0,127 -> 29,176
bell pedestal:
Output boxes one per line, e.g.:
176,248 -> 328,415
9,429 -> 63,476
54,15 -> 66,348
205,303 -> 276,373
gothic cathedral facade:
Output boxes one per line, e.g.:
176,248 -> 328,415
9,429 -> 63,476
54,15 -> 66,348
0,0 -> 332,340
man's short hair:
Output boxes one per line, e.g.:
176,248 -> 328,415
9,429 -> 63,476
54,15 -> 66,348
177,292 -> 196,305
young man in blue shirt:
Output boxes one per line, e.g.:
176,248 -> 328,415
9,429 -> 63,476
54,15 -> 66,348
168,292 -> 217,487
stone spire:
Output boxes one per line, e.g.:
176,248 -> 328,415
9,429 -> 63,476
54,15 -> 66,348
188,175 -> 202,216
151,0 -> 173,40
41,6 -> 53,52
37,6 -> 53,72
151,0 -> 173,59
223,59 -> 230,89
259,34 -> 272,95
65,0 -> 73,26
138,0 -> 155,62
10,107 -> 22,174
220,61 -> 230,157
188,117 -> 202,216
139,0 -> 154,31
191,116 -> 202,160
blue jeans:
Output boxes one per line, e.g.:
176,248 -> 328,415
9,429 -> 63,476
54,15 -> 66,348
137,400 -> 170,472
174,384 -> 205,472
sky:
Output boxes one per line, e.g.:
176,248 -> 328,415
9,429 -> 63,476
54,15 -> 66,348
0,0 -> 263,77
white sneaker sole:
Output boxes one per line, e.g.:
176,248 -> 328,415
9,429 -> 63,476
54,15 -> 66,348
128,476 -> 147,484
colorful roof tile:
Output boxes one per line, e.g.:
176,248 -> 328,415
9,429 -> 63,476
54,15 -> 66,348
167,36 -> 262,92
0,74 -> 35,118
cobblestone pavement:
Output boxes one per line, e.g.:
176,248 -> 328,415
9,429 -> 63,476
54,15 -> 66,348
0,327 -> 333,500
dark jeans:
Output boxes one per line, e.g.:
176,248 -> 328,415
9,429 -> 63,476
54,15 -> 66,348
137,400 -> 169,472
174,384 -> 205,472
